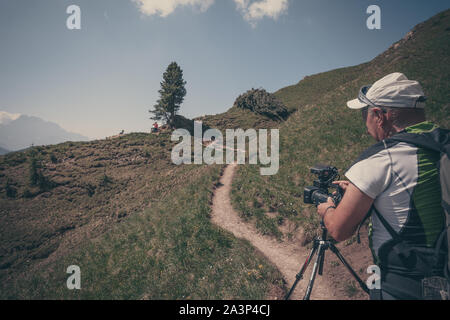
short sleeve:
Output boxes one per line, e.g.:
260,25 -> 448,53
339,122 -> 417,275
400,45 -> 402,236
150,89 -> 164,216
345,151 -> 392,199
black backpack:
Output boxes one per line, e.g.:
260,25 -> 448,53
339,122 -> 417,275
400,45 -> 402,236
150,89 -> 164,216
376,128 -> 450,299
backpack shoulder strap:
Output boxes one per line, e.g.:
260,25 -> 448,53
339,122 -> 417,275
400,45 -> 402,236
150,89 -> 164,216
371,205 -> 402,242
388,128 -> 450,155
356,206 -> 403,244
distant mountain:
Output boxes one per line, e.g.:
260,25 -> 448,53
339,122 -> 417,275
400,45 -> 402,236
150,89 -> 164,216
0,146 -> 10,155
0,113 -> 89,151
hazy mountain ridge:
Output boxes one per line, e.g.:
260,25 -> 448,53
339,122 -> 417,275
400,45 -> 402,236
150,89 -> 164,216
0,114 -> 89,151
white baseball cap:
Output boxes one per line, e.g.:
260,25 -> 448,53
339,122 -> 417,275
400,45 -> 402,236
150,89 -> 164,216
347,72 -> 427,109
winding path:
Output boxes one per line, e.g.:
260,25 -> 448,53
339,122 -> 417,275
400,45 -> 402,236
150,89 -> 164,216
210,163 -> 336,300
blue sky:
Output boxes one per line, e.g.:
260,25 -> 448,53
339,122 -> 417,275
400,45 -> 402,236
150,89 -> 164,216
0,0 -> 448,139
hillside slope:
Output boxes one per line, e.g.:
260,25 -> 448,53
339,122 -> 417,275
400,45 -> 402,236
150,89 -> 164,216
0,132 -> 284,299
195,106 -> 281,131
274,10 -> 449,126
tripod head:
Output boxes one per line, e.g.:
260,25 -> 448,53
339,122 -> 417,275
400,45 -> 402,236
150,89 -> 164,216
319,220 -> 328,239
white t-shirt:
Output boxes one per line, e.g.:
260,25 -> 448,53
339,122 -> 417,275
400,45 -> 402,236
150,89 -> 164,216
346,140 -> 420,259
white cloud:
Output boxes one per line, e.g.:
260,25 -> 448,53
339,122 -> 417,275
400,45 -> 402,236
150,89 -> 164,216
131,0 -> 289,26
233,0 -> 250,11
233,0 -> 289,26
132,0 -> 215,17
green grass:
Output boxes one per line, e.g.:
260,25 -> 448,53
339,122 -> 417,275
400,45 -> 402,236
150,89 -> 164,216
0,133 -> 285,299
1,132 -> 192,277
1,165 -> 284,299
344,281 -> 359,298
195,106 -> 281,131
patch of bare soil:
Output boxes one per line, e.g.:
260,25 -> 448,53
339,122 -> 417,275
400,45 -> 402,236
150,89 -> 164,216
321,227 -> 372,300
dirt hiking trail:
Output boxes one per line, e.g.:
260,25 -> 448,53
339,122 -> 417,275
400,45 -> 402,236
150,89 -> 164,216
211,163 -> 337,300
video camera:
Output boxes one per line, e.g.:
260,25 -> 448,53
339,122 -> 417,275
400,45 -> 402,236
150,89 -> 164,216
303,165 -> 343,206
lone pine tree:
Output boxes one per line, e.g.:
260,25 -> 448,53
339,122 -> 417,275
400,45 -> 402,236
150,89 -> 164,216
150,62 -> 187,128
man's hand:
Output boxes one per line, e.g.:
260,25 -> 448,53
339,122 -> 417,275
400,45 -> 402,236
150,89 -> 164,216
317,197 -> 336,219
332,180 -> 350,192
316,182 -> 374,242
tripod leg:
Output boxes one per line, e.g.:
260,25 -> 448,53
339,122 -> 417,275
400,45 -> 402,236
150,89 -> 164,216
303,243 -> 325,300
318,248 -> 325,276
284,242 -> 319,300
328,243 -> 369,294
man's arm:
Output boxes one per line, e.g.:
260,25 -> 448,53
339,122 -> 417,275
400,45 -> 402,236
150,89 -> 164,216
317,183 -> 374,242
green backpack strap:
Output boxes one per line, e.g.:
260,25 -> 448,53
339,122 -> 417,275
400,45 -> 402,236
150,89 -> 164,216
388,130 -> 449,154
388,129 -> 450,280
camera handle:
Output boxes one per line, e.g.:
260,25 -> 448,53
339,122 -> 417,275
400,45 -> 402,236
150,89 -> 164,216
285,222 -> 370,300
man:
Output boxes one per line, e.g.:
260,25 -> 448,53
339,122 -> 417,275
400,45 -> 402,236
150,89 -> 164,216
152,122 -> 159,133
317,72 -> 447,299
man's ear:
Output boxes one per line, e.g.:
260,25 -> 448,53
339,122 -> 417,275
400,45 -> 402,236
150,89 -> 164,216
372,108 -> 384,124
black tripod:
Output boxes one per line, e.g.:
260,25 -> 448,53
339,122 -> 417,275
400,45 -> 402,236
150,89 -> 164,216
285,221 -> 370,300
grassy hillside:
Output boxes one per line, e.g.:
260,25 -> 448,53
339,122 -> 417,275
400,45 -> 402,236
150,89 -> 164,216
275,9 -> 449,125
195,106 -> 281,131
0,132 -> 284,299
1,133 -> 185,273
